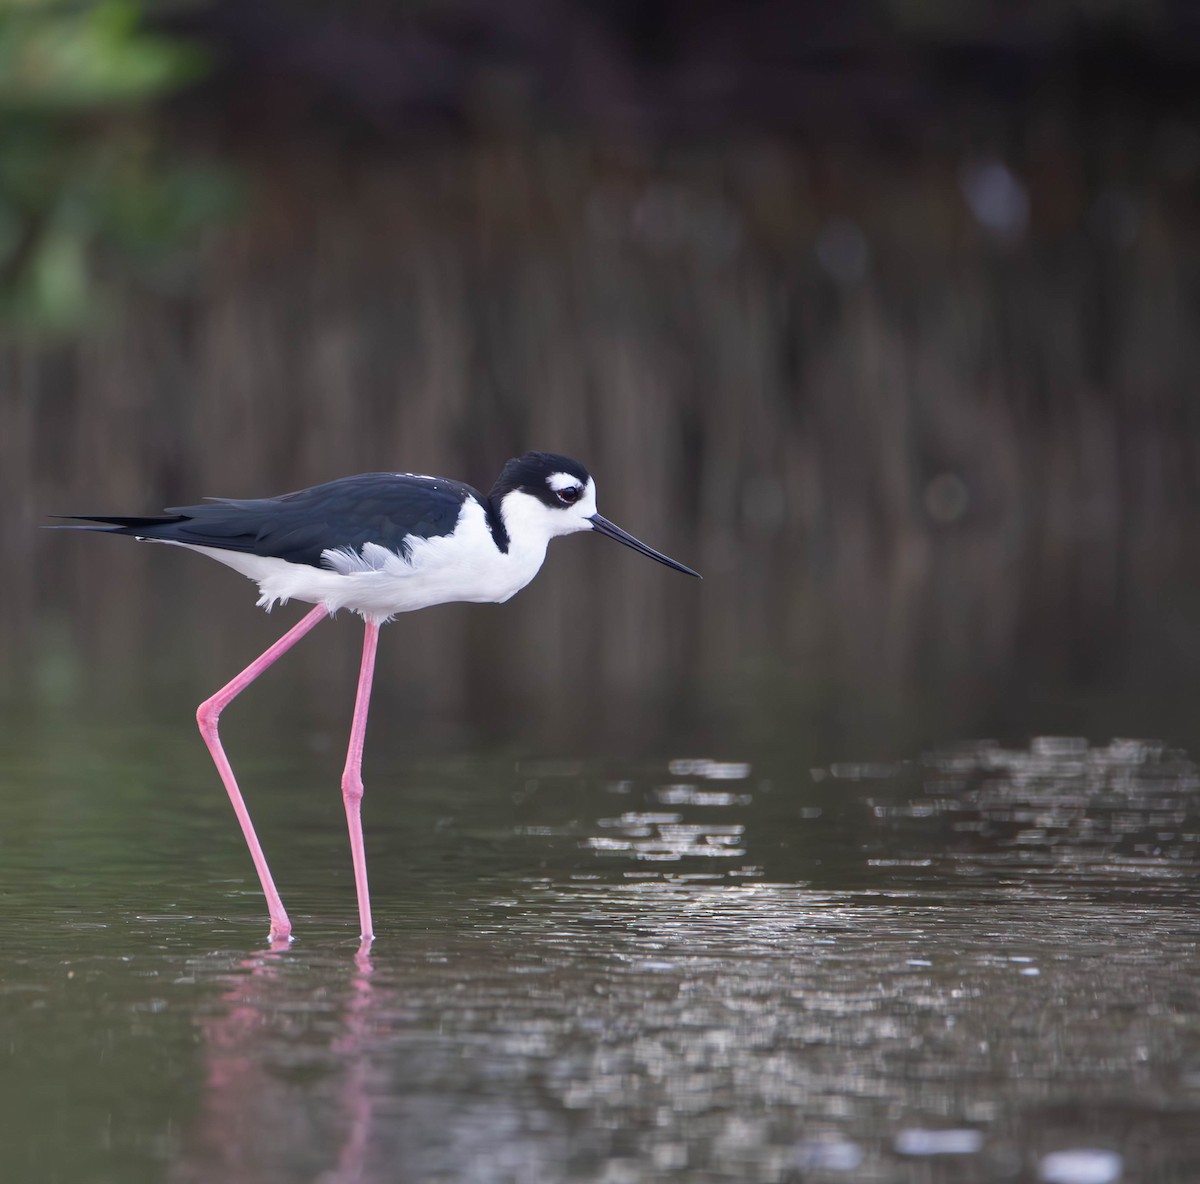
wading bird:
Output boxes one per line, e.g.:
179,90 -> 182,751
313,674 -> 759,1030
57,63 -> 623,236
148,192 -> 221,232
59,452 -> 700,942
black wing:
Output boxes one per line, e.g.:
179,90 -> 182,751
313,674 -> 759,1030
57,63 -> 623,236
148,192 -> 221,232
56,473 -> 480,568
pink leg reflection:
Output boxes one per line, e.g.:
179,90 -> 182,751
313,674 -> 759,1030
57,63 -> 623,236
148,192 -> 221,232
177,942 -> 382,1184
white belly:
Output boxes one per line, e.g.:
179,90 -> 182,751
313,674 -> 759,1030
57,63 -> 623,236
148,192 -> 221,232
162,500 -> 549,622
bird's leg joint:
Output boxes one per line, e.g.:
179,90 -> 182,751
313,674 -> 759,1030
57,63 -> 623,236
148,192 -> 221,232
341,768 -> 365,806
196,695 -> 223,739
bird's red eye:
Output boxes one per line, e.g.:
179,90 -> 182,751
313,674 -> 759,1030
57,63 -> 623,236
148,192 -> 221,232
557,486 -> 583,504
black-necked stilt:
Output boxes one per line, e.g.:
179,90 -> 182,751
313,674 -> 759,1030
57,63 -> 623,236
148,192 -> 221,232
58,451 -> 700,943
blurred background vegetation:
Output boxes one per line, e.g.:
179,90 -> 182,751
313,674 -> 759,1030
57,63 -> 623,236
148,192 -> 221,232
4,0 -> 1200,751
0,0 -> 233,327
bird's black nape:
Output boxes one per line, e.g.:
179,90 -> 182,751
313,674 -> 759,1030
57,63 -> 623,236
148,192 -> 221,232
487,452 -> 591,509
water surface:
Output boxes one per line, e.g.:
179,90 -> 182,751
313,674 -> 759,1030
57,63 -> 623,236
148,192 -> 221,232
2,723 -> 1198,1182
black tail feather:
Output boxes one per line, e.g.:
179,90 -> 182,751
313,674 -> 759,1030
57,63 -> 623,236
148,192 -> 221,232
47,514 -> 189,534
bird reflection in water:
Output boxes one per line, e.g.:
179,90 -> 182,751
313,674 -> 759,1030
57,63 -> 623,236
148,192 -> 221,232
170,938 -> 383,1184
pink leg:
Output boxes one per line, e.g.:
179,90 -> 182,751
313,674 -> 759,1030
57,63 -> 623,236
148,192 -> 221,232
342,620 -> 379,941
196,604 -> 329,940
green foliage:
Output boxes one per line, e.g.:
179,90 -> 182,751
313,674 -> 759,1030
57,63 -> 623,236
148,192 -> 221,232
0,0 -> 207,108
0,1 -> 237,330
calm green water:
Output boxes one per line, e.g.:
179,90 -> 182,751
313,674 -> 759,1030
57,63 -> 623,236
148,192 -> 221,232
1,714 -> 1198,1183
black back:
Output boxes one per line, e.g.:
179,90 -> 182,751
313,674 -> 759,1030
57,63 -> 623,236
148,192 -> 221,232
62,473 -> 485,568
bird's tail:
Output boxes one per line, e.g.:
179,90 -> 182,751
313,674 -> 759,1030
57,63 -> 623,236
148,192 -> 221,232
47,514 -> 188,537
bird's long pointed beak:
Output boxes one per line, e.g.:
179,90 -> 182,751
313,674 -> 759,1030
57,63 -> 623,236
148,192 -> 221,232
588,515 -> 701,578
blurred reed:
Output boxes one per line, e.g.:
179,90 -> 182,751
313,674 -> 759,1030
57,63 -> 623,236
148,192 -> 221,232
4,136 -> 1200,744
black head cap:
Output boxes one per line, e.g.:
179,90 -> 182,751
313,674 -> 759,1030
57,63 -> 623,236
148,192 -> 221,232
488,452 -> 591,508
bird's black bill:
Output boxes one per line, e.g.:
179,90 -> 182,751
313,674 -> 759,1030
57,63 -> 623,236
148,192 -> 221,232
589,515 -> 701,578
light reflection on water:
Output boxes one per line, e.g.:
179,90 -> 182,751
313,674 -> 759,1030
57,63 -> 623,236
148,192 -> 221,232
0,732 -> 1198,1181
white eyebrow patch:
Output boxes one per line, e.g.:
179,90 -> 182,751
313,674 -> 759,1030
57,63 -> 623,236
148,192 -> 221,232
548,471 -> 583,492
